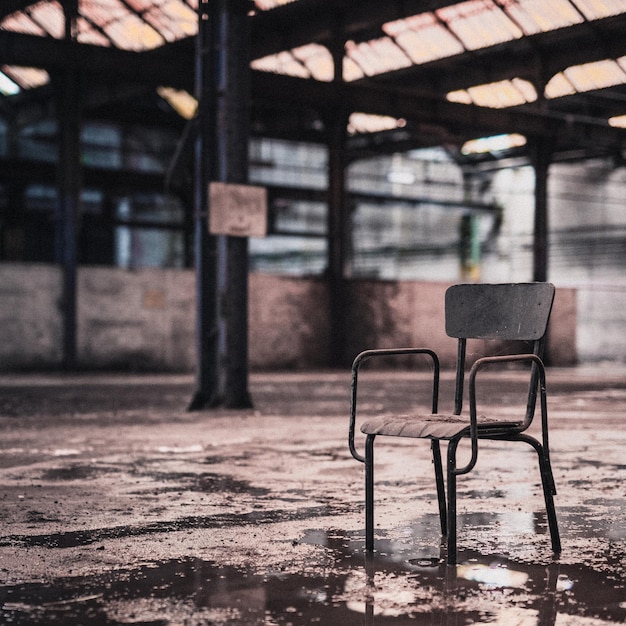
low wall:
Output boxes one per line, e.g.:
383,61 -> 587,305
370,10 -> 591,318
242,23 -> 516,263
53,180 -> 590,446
0,263 -> 576,371
342,280 -> 576,368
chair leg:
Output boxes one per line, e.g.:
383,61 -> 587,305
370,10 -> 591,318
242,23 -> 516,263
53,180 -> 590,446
431,440 -> 447,536
446,438 -> 460,566
518,434 -> 561,555
365,434 -> 376,552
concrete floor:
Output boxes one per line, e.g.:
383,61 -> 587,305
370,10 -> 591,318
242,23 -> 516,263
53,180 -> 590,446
0,366 -> 625,625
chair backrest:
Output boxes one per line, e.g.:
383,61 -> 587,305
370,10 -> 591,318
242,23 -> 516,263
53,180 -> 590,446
444,282 -> 555,416
445,282 -> 555,341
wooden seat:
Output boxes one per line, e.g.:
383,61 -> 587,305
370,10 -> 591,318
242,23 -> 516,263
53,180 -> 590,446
348,282 -> 561,565
360,414 -> 522,439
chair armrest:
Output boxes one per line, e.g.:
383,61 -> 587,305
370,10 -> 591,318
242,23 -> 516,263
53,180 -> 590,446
465,353 -> 549,470
349,348 -> 440,463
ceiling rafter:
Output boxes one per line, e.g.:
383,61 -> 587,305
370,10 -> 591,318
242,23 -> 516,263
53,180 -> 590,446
250,0 -> 464,58
0,0 -> 625,161
250,72 -> 626,148
0,0 -> 39,21
3,11 -> 626,93
370,14 -> 626,94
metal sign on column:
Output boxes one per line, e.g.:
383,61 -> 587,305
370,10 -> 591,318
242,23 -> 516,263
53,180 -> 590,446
189,0 -> 253,410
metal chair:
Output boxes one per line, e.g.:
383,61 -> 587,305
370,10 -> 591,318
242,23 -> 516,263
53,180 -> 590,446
349,282 -> 561,565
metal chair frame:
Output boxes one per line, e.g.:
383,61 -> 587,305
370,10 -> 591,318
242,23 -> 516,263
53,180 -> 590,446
349,282 -> 561,565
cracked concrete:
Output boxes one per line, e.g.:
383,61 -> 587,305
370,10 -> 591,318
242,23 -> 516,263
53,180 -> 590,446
0,367 -> 624,624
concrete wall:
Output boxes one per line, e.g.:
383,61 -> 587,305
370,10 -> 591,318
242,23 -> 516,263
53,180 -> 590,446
0,263 -> 63,368
78,266 -> 196,371
342,280 -> 576,368
0,263 -> 576,371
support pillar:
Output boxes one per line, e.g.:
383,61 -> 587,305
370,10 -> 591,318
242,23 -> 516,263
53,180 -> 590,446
189,0 -> 252,410
56,0 -> 81,371
326,35 -> 349,366
529,138 -> 553,283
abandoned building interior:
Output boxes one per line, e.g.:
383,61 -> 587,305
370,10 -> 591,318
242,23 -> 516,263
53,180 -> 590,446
1,0 -> 626,377
1,3 -> 626,624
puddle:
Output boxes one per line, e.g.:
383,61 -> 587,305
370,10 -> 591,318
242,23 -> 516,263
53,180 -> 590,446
1,529 -> 624,625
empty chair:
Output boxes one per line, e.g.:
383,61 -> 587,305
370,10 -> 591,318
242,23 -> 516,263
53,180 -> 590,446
348,282 -> 561,565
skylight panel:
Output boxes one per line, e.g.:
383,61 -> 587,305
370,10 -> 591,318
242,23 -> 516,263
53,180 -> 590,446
125,0 -> 152,9
384,13 -> 465,64
347,113 -> 406,135
447,90 -> 473,105
437,0 -> 523,50
461,133 -> 527,154
1,11 -> 47,36
76,16 -> 112,46
0,71 -> 21,96
251,51 -> 310,79
563,59 -> 626,92
292,44 -> 334,82
1,66 -> 49,90
141,0 -> 197,42
157,86 -> 197,119
447,78 -> 537,108
609,115 -> 626,128
81,0 -> 129,27
343,57 -> 365,82
545,58 -> 626,98
102,13 -> 164,50
27,1 -> 65,39
345,38 -> 412,77
500,0 -> 584,35
570,0 -> 626,20
544,72 -> 576,98
254,0 -> 299,9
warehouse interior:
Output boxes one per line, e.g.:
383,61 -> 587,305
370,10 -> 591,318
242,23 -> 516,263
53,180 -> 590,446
1,3 -> 626,623
1,0 -> 626,394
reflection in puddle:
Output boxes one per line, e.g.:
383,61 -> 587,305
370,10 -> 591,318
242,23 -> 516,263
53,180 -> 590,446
0,528 -> 624,625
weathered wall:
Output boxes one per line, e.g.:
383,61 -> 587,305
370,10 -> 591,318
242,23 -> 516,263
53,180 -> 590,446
342,280 -> 576,368
78,266 -> 196,371
0,263 -> 576,371
0,263 -> 63,368
249,273 -> 330,369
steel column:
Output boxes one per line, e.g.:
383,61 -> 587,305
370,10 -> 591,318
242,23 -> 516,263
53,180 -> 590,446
365,434 -> 375,551
326,35 -> 349,366
56,0 -> 81,371
530,138 -> 553,283
190,0 -> 252,410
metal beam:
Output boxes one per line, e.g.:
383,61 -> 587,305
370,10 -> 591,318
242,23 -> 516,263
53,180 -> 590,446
188,0 -> 252,411
2,26 -> 626,150
0,30 -> 190,89
5,12 -> 625,96
0,0 -> 38,20
251,73 -> 626,149
249,0 -> 464,58
372,15 -> 626,93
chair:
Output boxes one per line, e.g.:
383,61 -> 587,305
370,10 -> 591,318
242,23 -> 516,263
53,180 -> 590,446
348,282 -> 561,565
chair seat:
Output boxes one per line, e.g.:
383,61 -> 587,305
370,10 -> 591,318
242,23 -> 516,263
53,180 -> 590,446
360,413 -> 522,440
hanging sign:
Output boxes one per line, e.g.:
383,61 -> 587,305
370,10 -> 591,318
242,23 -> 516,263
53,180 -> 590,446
208,182 -> 268,237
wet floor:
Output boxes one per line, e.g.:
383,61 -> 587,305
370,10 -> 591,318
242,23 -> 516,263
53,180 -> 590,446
0,368 -> 625,624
